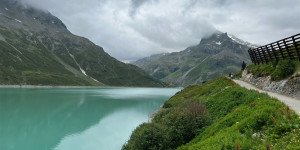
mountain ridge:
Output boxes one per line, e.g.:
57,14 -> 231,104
133,32 -> 252,86
0,0 -> 165,87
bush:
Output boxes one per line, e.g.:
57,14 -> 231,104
123,101 -> 211,150
247,63 -> 276,77
122,123 -> 169,150
247,60 -> 297,81
271,60 -> 296,81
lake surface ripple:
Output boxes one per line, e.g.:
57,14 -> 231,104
0,87 -> 180,150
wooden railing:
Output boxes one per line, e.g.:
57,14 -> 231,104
248,33 -> 300,65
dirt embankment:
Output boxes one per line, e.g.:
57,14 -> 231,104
240,69 -> 300,99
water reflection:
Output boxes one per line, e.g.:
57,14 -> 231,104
55,110 -> 146,150
0,88 -> 180,150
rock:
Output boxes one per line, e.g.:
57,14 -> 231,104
241,69 -> 300,99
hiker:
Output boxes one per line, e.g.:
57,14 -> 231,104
231,74 -> 233,79
229,73 -> 231,78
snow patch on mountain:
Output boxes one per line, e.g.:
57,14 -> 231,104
65,48 -> 100,82
79,68 -> 87,76
5,41 -> 23,54
15,19 -> 22,23
228,34 -> 259,48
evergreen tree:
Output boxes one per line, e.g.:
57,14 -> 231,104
242,61 -> 247,70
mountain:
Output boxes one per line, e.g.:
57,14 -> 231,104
0,0 -> 164,87
228,34 -> 260,48
133,32 -> 252,86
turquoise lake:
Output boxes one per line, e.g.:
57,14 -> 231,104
0,87 -> 180,150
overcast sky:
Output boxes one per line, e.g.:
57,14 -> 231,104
21,0 -> 300,62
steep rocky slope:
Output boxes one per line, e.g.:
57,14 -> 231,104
0,0 -> 164,87
134,32 -> 252,86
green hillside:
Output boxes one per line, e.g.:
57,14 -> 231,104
123,77 -> 300,149
0,0 -> 164,87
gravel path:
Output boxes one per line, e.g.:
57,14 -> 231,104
234,80 -> 300,116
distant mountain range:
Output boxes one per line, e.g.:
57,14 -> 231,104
133,32 -> 253,86
0,0 -> 165,87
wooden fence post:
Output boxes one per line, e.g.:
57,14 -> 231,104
265,45 -> 272,62
251,49 -> 258,64
254,50 -> 259,64
292,36 -> 300,61
277,41 -> 285,59
248,49 -> 255,64
270,44 -> 278,62
257,48 -> 264,64
261,47 -> 268,63
283,39 -> 293,60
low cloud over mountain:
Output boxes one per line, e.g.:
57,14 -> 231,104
18,0 -> 300,62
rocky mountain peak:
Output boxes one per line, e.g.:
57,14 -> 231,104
200,32 -> 232,46
134,31 -> 252,86
0,0 -> 68,33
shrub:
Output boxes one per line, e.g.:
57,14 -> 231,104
123,101 -> 211,150
247,63 -> 276,77
247,60 -> 297,81
271,60 -> 296,81
122,123 -> 169,150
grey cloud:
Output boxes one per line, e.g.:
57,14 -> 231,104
12,0 -> 300,61
129,0 -> 151,17
131,15 -> 215,49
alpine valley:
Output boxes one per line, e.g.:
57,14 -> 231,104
0,0 -> 164,87
133,32 -> 255,86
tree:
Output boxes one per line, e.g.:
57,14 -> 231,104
242,61 -> 247,71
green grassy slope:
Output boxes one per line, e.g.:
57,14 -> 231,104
0,2 -> 165,87
247,60 -> 299,81
124,77 -> 300,150
0,27 -> 98,86
58,34 -> 165,87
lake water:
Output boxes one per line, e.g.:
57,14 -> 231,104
0,87 -> 180,150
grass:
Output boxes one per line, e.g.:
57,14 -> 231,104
124,77 -> 300,149
247,60 -> 298,81
294,61 -> 300,76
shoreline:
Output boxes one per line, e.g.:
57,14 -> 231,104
0,85 -> 183,89
148,104 -> 164,122
0,85 -> 106,89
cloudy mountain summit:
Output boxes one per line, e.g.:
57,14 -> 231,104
134,32 -> 252,86
0,0 -> 164,86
